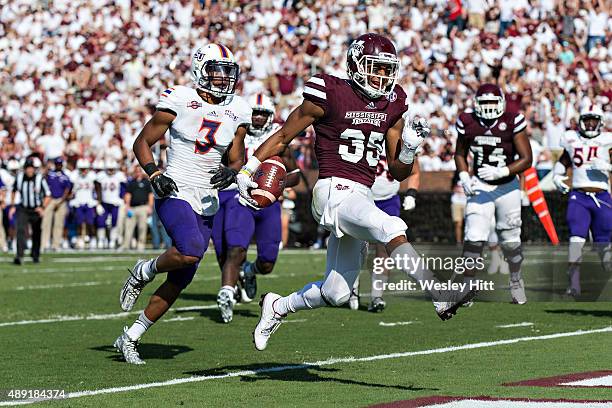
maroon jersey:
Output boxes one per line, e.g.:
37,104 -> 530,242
456,110 -> 527,185
303,73 -> 408,187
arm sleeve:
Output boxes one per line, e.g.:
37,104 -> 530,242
41,177 -> 51,197
455,116 -> 465,136
302,74 -> 329,114
513,113 -> 527,134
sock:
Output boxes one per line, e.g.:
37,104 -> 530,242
97,228 -> 105,242
275,281 -> 326,314
510,270 -> 522,282
126,311 -> 154,341
141,257 -> 158,281
371,272 -> 388,299
390,243 -> 441,300
221,285 -> 235,294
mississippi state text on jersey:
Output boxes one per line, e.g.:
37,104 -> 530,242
561,130 -> 612,190
156,85 -> 251,189
456,110 -> 526,185
303,73 -> 408,187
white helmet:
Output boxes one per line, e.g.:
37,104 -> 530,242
578,104 -> 604,138
105,160 -> 119,170
247,93 -> 275,136
7,159 -> 20,171
77,158 -> 90,170
191,44 -> 240,98
92,159 -> 105,171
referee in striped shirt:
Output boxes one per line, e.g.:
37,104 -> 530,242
8,158 -> 51,265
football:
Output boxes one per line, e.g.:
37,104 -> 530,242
250,156 -> 287,208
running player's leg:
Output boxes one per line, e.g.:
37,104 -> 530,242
494,181 -> 525,303
590,191 -> 612,273
461,190 -> 495,284
566,191 -> 592,296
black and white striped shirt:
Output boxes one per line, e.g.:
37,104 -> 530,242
13,173 -> 50,209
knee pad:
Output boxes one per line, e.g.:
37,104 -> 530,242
380,216 -> 407,243
463,241 -> 485,260
320,270 -> 352,307
569,236 -> 586,264
500,241 -> 523,268
299,281 -> 325,309
167,263 -> 199,289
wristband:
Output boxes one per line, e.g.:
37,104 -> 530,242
406,188 -> 417,198
143,162 -> 158,177
242,156 -> 261,176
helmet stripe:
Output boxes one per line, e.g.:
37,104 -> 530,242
257,93 -> 262,105
217,44 -> 228,58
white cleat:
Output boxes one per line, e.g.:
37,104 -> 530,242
433,289 -> 478,321
253,293 -> 285,351
114,327 -> 145,365
120,259 -> 152,312
217,288 -> 237,323
368,297 -> 386,313
510,278 -> 527,304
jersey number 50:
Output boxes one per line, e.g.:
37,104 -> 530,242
339,129 -> 384,166
195,119 -> 221,154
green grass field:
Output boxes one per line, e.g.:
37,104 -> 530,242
0,249 -> 611,407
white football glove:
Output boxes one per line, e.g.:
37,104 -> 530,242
402,195 -> 416,211
459,171 -> 475,196
477,164 -> 510,181
237,156 -> 261,208
398,118 -> 427,165
553,174 -> 570,194
590,159 -> 612,173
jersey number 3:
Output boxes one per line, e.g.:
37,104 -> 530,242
339,129 -> 384,166
195,119 -> 221,154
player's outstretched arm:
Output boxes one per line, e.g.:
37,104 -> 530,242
133,110 -> 178,197
237,101 -> 323,206
252,100 -> 324,164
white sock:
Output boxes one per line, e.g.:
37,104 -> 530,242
275,281 -> 327,315
97,228 -> 105,242
371,272 -> 388,299
126,311 -> 154,341
221,285 -> 235,294
141,257 -> 158,281
390,243 -> 441,300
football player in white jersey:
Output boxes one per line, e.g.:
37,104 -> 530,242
94,160 -> 127,249
348,155 -> 420,312
211,93 -> 300,323
69,159 -> 98,249
552,105 -> 612,297
115,44 -> 251,364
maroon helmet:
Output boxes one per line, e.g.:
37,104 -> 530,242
346,33 -> 400,99
474,83 -> 506,119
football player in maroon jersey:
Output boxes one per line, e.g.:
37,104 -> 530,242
454,83 -> 533,304
234,33 -> 477,351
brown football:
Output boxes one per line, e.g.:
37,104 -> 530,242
250,156 -> 287,208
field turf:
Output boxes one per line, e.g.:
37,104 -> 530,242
0,248 -> 610,407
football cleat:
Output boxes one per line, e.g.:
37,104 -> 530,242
239,263 -> 257,303
434,289 -> 478,321
114,327 -> 145,365
120,260 -> 153,312
253,293 -> 285,351
217,288 -> 237,323
510,278 -> 527,304
368,297 -> 386,313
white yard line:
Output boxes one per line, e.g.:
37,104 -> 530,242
379,321 -> 419,327
15,281 -> 113,291
496,322 -> 535,328
0,305 -> 217,328
1,326 -> 610,406
163,316 -> 195,323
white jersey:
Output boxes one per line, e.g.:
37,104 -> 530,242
97,171 -> 126,206
156,85 -> 251,190
0,169 -> 17,206
70,171 -> 97,207
561,130 -> 612,190
371,156 -> 400,201
156,85 -> 251,215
